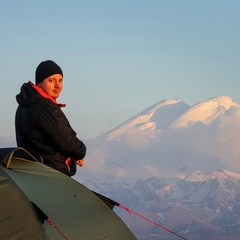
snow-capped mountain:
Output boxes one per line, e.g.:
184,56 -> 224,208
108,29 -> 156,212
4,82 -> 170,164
81,169 -> 240,240
170,96 -> 240,128
184,168 -> 240,182
100,96 -> 240,141
102,99 -> 190,141
82,96 -> 240,180
76,96 -> 240,239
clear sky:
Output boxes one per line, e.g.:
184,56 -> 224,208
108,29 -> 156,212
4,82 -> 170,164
0,0 -> 239,140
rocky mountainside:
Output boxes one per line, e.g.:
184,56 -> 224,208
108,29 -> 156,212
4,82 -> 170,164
81,169 -> 240,240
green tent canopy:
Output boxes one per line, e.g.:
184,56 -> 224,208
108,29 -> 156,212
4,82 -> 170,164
0,147 -> 136,240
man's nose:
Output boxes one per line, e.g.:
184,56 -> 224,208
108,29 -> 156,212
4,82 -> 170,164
55,82 -> 60,88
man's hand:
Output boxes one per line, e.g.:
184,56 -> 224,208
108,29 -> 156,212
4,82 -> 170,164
76,159 -> 84,167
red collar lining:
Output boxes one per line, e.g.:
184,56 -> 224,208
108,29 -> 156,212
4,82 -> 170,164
29,81 -> 66,107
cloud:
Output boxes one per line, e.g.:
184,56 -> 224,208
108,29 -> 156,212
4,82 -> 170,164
82,115 -> 240,180
85,148 -> 106,171
0,135 -> 16,147
214,107 -> 240,171
145,164 -> 161,178
121,132 -> 151,150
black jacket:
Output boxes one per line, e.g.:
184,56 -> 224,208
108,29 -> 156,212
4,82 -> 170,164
15,82 -> 86,176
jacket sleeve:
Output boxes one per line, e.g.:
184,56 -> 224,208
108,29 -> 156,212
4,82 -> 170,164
37,103 -> 86,161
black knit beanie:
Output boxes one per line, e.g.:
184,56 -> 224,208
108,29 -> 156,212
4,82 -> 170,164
35,60 -> 63,85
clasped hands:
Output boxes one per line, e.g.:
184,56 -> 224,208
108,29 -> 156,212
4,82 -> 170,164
76,159 -> 84,167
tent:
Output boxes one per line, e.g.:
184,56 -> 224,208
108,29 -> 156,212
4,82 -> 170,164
0,147 -> 136,240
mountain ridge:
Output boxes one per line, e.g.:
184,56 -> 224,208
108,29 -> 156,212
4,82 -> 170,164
184,169 -> 240,182
80,168 -> 240,240
171,96 -> 240,129
100,99 -> 190,141
99,95 -> 240,141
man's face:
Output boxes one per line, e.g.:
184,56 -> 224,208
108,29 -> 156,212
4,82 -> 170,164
38,74 -> 63,99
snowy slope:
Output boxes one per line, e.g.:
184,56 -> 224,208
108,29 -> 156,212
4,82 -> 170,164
170,96 -> 240,128
100,96 -> 240,141
103,99 -> 190,141
185,169 -> 240,182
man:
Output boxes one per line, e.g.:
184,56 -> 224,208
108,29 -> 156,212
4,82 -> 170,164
15,60 -> 86,176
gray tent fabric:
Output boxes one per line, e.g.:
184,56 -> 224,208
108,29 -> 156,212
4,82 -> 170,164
0,148 -> 136,240
0,167 -> 47,240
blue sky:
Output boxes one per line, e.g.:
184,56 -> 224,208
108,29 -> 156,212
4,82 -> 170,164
0,0 -> 239,140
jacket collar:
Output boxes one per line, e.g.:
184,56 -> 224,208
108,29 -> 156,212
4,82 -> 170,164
29,81 -> 66,108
